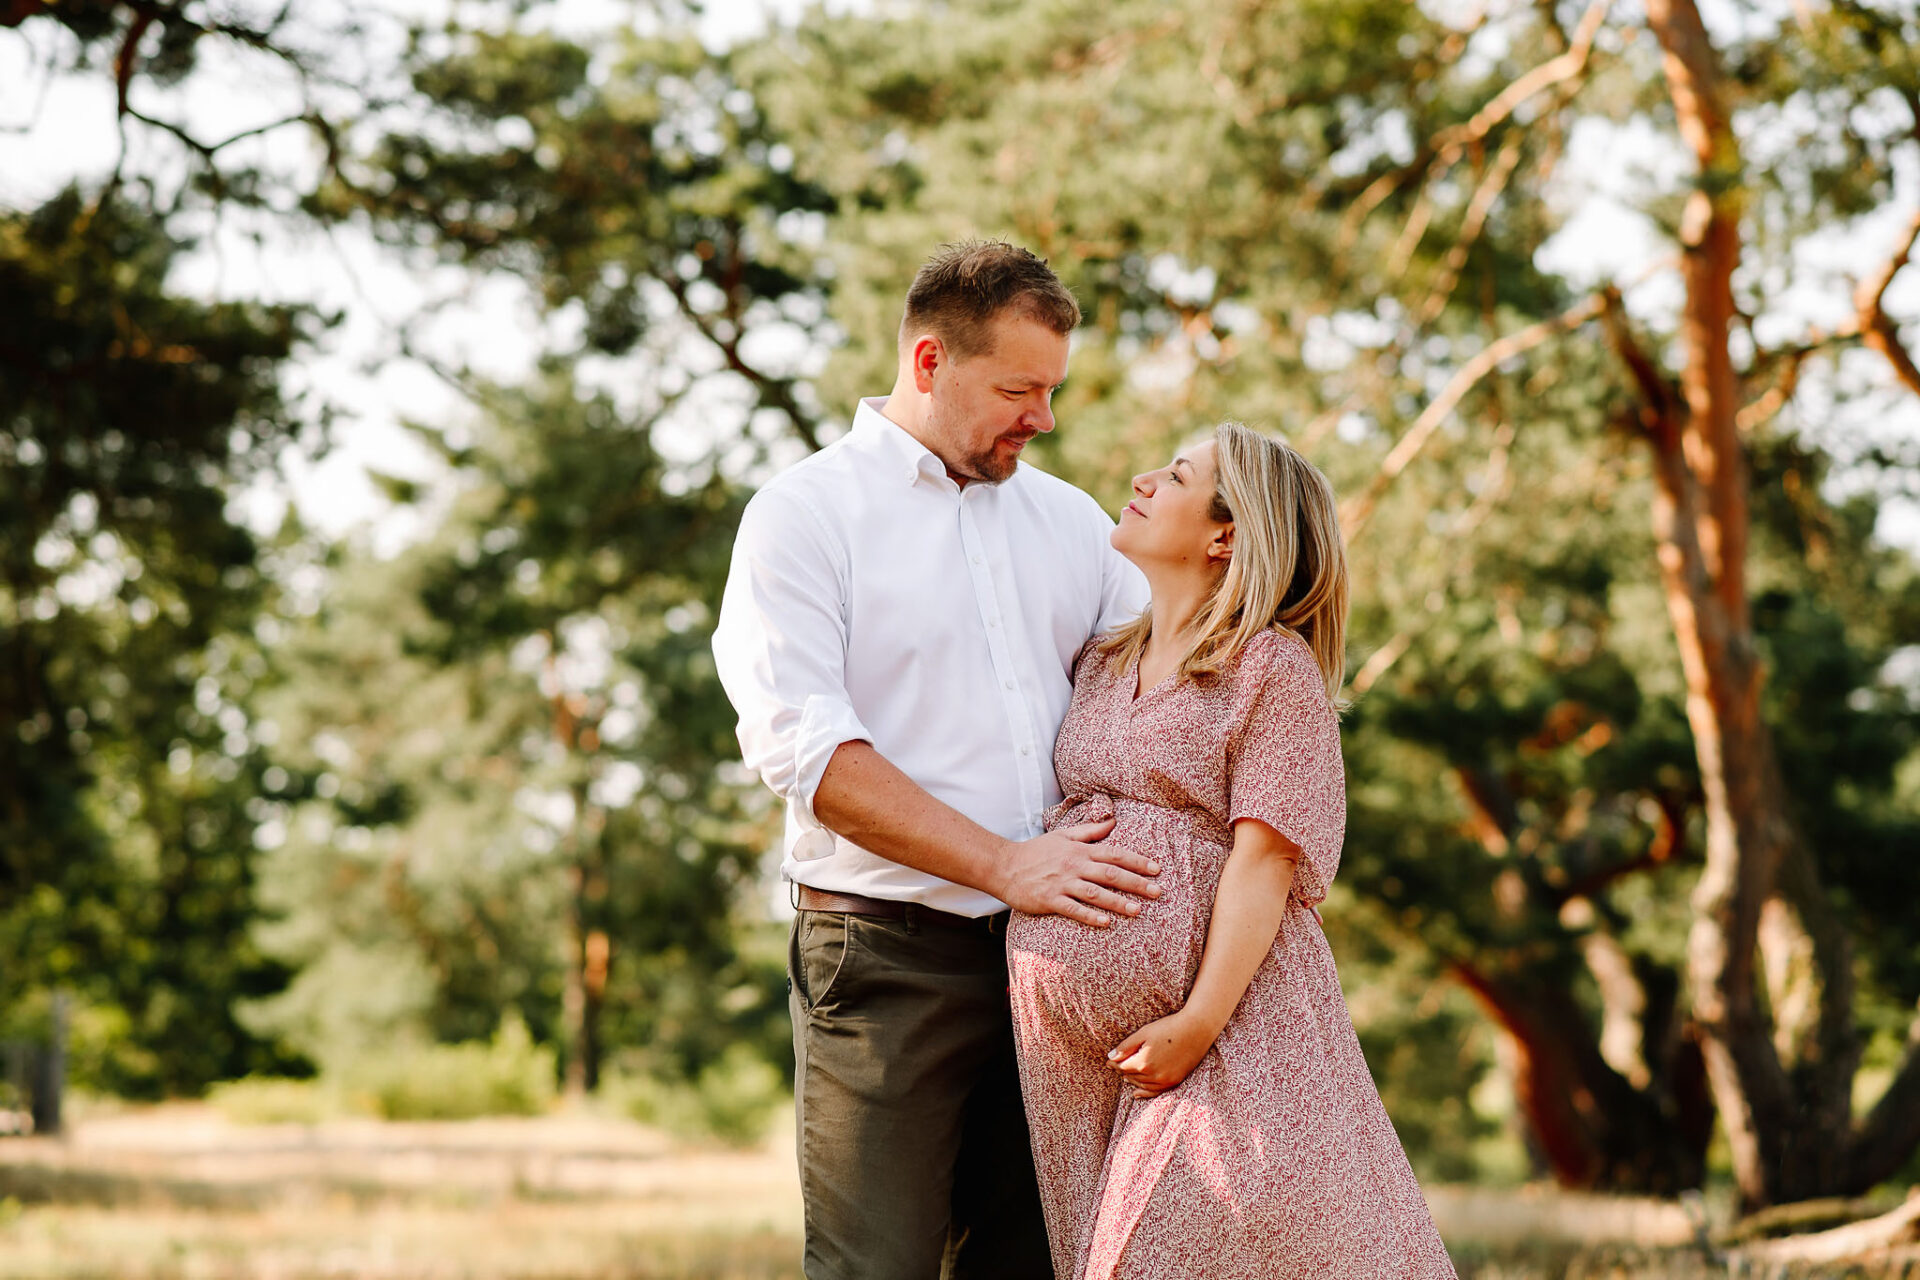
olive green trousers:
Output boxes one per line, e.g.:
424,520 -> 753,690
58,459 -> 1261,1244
788,907 -> 1053,1280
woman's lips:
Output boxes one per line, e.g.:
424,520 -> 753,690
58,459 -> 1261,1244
1124,501 -> 1144,519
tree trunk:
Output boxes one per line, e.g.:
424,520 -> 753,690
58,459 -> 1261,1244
1619,0 -> 1859,1209
550,664 -> 609,1098
1448,959 -> 1711,1193
561,862 -> 590,1098
560,775 -> 609,1097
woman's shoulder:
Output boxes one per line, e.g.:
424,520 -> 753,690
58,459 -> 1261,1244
1232,628 -> 1331,706
1234,625 -> 1314,674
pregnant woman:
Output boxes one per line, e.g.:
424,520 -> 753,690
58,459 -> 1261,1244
1006,423 -> 1456,1280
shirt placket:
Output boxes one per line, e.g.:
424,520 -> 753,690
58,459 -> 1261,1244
956,492 -> 1046,838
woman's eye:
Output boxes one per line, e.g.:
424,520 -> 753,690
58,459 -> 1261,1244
1168,469 -> 1183,484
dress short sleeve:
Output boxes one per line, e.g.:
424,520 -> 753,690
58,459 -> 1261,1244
1226,630 -> 1347,906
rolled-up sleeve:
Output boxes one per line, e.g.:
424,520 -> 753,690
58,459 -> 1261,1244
712,487 -> 872,848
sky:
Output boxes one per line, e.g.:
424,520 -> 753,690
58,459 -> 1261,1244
3,0 -> 1917,552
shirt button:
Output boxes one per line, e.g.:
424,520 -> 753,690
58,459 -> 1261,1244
972,555 -> 984,566
1004,679 -> 1016,690
1020,745 -> 1032,756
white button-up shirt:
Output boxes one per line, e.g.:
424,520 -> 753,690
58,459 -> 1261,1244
712,397 -> 1148,916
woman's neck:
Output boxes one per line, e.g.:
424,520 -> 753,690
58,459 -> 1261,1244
1140,565 -> 1219,665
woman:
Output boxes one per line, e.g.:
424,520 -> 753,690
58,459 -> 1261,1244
1006,423 -> 1456,1280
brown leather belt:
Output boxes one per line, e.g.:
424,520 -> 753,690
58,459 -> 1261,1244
795,884 -> 1008,934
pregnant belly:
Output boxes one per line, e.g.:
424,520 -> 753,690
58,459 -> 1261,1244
1005,827 -> 1215,1049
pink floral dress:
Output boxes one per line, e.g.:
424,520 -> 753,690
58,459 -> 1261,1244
1006,628 -> 1457,1280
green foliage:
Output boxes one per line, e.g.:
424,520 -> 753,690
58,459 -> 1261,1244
351,1016 -> 557,1121
0,189 -> 313,1095
239,367 -> 783,1093
207,1015 -> 557,1122
611,1042 -> 789,1148
205,1076 -> 340,1126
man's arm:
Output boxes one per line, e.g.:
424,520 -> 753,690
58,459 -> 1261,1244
814,742 -> 1160,928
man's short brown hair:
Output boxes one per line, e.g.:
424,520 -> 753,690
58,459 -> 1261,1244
899,241 -> 1081,361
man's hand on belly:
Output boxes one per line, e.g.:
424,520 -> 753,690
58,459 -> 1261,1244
993,819 -> 1162,929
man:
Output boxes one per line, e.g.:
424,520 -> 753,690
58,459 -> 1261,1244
712,241 -> 1157,1279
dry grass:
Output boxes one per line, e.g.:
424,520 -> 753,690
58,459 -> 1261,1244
0,1105 -> 801,1279
1,1105 -> 1914,1278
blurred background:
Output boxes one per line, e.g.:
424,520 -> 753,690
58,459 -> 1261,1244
3,0 -> 1918,1275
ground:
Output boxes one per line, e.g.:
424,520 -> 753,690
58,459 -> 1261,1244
0,1105 -> 1912,1278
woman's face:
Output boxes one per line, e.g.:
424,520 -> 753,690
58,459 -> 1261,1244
1112,439 -> 1232,572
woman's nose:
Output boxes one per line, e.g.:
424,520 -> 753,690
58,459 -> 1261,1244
1132,472 -> 1153,496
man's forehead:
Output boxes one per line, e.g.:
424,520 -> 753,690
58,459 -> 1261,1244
975,316 -> 1070,382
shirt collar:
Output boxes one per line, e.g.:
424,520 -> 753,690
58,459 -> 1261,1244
853,397 -> 952,488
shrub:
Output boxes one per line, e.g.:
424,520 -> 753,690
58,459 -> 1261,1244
206,1076 -> 340,1125
350,1015 -> 555,1121
615,1043 -> 788,1147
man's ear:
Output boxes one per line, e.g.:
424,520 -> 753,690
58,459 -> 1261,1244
911,334 -> 944,394
1208,522 -> 1235,565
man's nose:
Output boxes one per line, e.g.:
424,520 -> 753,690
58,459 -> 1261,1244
1025,400 -> 1055,433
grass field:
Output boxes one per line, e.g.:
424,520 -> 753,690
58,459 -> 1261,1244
1,1105 -> 1914,1278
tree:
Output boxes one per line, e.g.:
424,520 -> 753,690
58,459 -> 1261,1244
0,189 -> 314,1091
5,1 -> 821,1096
279,18 -> 843,1091
1,0 -> 376,1092
244,367 -> 784,1093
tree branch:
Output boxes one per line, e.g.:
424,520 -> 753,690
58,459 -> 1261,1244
1344,411 -> 1515,698
1409,128 -> 1527,320
1737,327 -> 1861,432
1762,842 -> 1858,1134
1439,0 -> 1612,157
1556,791 -> 1689,905
1854,204 -> 1920,398
661,274 -> 825,453
1844,1004 -> 1920,1193
1342,293 -> 1603,539
1648,0 -> 1748,618
1599,287 -> 1682,444
1731,1194 -> 1920,1266
1335,0 -> 1611,259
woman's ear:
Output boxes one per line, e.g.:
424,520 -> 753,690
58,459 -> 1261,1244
1208,522 -> 1234,565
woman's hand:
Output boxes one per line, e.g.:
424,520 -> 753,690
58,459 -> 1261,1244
1108,1009 -> 1219,1099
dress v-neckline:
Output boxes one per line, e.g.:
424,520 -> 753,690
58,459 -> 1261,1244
1128,648 -> 1179,706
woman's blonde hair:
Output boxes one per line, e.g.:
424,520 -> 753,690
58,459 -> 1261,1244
1098,422 -> 1350,705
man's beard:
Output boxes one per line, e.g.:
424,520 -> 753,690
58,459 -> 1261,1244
950,443 -> 1019,485
930,406 -> 1022,485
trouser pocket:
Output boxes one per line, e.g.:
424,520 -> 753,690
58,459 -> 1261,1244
791,910 -> 853,1016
